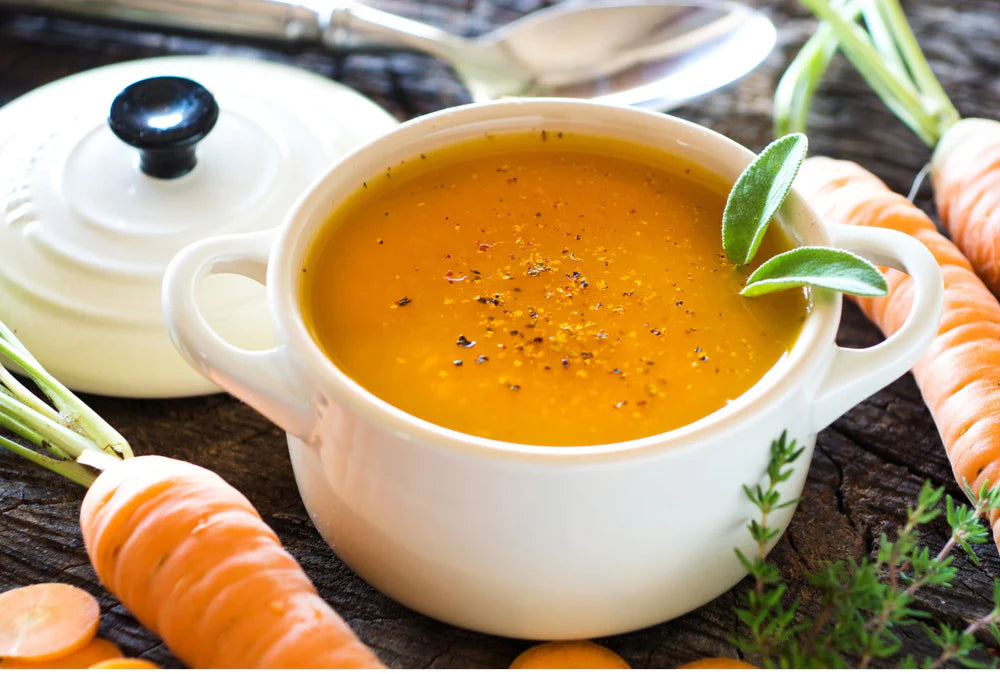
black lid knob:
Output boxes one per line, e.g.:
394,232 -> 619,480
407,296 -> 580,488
109,76 -> 219,179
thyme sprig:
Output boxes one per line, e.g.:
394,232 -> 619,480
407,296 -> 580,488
735,435 -> 1000,667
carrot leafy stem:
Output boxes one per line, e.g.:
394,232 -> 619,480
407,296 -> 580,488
722,134 -> 888,299
0,323 -> 129,487
777,0 -> 960,146
734,436 -> 1000,667
773,0 -> 862,138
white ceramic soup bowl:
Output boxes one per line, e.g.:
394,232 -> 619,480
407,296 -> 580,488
162,99 -> 942,639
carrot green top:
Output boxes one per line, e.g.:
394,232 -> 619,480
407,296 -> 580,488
0,322 -> 129,486
775,0 -> 960,147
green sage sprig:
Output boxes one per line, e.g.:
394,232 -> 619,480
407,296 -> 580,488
734,436 -> 1000,668
722,134 -> 888,298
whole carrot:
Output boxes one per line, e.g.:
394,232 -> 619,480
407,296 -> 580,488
0,324 -> 382,669
931,119 -> 1000,293
79,457 -> 383,669
777,0 -> 1000,296
796,156 -> 1000,546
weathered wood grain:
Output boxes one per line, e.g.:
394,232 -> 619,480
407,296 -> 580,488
1,0 -> 999,667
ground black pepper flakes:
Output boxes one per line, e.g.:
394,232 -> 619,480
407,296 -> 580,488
453,360 -> 463,366
476,355 -> 489,364
395,297 -> 412,307
457,335 -> 475,348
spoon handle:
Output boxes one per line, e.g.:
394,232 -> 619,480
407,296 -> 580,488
325,3 -> 465,58
0,0 -> 464,56
0,0 -> 324,43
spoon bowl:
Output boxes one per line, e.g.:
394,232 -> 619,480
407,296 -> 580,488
442,0 -> 778,108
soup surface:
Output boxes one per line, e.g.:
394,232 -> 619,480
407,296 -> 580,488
301,131 -> 809,446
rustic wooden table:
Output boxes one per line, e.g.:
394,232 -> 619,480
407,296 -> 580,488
1,0 -> 999,668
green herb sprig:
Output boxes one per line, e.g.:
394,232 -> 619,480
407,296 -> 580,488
722,134 -> 888,298
734,435 -> 1000,667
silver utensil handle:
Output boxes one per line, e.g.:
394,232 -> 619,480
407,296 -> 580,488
326,3 -> 464,57
0,0 -> 324,42
0,0 -> 466,54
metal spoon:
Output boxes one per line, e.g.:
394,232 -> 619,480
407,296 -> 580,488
0,0 -> 776,110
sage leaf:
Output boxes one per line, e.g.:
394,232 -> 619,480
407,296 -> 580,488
740,246 -> 888,297
722,133 -> 808,265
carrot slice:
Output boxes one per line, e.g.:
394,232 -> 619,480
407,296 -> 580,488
1,637 -> 122,669
680,657 -> 757,668
510,641 -> 630,668
89,657 -> 159,669
0,583 -> 100,661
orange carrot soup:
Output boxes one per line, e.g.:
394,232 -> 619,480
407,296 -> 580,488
300,131 -> 809,446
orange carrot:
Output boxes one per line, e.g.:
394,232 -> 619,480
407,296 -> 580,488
78,455 -> 383,669
931,119 -> 1000,295
0,323 -> 383,668
680,657 -> 757,669
510,641 -> 630,669
0,583 -> 100,662
797,156 -> 1000,546
89,658 -> 159,669
1,637 -> 121,669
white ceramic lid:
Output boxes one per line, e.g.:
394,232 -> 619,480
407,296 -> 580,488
0,55 -> 397,398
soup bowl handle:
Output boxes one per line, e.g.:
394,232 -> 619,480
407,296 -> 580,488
162,228 -> 314,439
809,222 -> 943,433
